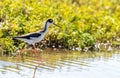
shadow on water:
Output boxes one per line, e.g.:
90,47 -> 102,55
0,49 -> 120,78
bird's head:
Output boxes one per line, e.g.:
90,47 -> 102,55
46,19 -> 57,26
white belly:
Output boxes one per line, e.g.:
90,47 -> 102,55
34,33 -> 45,43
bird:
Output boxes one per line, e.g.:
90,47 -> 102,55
13,19 -> 58,65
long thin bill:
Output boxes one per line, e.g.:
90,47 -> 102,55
53,23 -> 57,26
53,23 -> 61,28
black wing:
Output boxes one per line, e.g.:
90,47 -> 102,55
14,33 -> 41,39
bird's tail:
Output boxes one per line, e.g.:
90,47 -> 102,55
11,36 -> 20,40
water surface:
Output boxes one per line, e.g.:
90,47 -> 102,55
0,49 -> 120,78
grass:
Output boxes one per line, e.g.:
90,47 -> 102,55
0,0 -> 120,53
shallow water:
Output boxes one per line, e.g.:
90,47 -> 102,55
0,49 -> 120,78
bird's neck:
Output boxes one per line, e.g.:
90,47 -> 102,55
42,22 -> 49,33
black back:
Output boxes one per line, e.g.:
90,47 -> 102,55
14,33 -> 41,39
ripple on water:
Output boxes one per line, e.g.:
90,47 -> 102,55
0,51 -> 120,78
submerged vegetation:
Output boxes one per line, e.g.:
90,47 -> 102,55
0,0 -> 120,53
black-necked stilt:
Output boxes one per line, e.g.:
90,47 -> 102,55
13,19 -> 57,66
14,19 -> 57,52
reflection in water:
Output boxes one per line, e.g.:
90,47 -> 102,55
0,49 -> 120,78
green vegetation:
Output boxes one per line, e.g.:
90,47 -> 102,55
0,0 -> 120,53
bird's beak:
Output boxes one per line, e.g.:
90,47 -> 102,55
53,23 -> 57,26
53,23 -> 61,28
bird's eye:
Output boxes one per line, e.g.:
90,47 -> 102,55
47,19 -> 53,23
50,20 -> 53,23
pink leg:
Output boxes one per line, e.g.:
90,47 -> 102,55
33,45 -> 38,57
16,47 -> 25,68
33,45 -> 42,61
32,45 -> 43,78
32,63 -> 41,78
